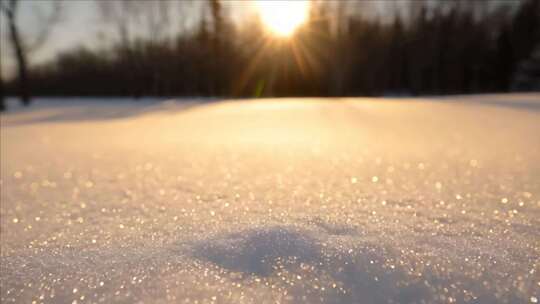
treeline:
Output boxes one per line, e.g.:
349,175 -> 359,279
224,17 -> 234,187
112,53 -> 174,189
5,0 -> 540,98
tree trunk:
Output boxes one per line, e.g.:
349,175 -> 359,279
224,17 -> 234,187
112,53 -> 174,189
0,55 -> 5,111
0,80 -> 5,112
8,14 -> 30,106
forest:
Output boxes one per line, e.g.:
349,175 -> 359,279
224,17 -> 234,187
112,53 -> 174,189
1,0 -> 539,103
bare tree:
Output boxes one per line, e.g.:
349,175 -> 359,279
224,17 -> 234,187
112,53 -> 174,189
0,56 -> 5,111
95,0 -> 184,48
0,26 -> 5,111
0,0 -> 61,106
1,0 -> 29,105
332,0 -> 350,95
95,0 -> 136,49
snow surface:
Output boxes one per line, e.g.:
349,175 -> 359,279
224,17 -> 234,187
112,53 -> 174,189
1,95 -> 539,304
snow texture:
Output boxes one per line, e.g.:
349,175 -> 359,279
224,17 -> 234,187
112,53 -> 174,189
1,95 -> 539,303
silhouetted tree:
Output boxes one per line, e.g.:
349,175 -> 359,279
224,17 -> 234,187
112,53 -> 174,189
511,0 -> 540,63
1,0 -> 29,105
0,61 -> 5,111
1,0 -> 61,106
496,26 -> 514,91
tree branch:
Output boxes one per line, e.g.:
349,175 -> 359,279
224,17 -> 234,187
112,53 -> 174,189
0,0 -> 13,18
26,0 -> 62,53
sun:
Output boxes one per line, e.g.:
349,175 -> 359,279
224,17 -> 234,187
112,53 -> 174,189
254,0 -> 310,37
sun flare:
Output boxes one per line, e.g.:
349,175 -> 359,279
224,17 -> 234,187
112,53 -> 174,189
255,0 -> 310,37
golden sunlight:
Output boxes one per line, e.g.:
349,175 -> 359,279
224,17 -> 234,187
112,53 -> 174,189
254,0 -> 310,37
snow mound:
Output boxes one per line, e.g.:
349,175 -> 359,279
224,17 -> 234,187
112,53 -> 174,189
188,224 -> 449,303
192,226 -> 323,276
1,96 -> 539,303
